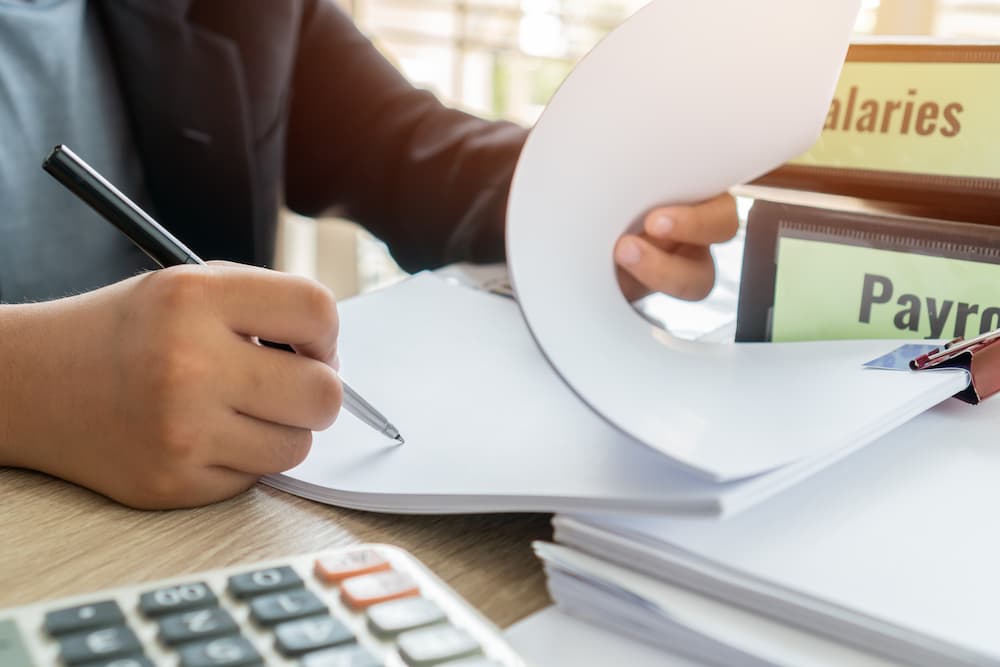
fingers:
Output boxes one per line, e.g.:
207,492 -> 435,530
125,467 -> 261,510
226,340 -> 344,431
616,267 -> 652,303
102,402 -> 317,509
211,411 -> 315,475
204,264 -> 339,364
118,408 -> 317,509
615,235 -> 716,301
642,193 -> 738,247
614,193 -> 737,301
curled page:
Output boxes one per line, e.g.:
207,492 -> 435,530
506,0 -> 966,480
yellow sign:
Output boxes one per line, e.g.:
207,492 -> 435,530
789,62 -> 1000,179
771,237 -> 1000,341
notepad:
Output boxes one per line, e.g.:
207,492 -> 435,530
263,272 -> 968,516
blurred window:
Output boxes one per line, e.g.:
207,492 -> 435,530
349,0 -> 1000,120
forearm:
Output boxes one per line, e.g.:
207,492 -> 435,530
0,292 -> 119,476
0,302 -> 51,469
284,0 -> 528,272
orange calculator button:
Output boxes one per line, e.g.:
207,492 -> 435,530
314,550 -> 391,584
340,570 -> 419,610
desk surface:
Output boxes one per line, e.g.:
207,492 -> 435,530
0,468 -> 552,628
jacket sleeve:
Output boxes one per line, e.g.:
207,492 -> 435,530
284,0 -> 529,273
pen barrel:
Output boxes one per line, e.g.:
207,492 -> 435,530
341,383 -> 394,435
43,145 -> 201,268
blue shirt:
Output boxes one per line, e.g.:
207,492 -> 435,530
0,0 -> 154,303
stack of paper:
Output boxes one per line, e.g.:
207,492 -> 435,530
265,272 -> 967,517
536,397 -> 1000,666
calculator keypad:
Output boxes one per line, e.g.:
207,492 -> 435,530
1,545 -> 523,666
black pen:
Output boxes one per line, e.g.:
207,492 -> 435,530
43,144 -> 404,445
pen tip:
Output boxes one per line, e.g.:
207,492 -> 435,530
384,424 -> 404,445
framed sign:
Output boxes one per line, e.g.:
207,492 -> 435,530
736,200 -> 1000,342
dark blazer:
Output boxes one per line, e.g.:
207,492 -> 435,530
98,0 -> 528,272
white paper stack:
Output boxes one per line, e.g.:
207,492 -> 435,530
265,272 -> 967,517
537,397 -> 1000,666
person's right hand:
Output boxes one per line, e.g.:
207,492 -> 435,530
0,263 -> 343,509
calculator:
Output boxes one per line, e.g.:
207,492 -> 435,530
0,544 -> 525,666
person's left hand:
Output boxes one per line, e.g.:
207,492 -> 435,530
614,193 -> 738,302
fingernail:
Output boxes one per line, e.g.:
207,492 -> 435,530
651,215 -> 674,237
332,352 -> 341,371
617,240 -> 641,267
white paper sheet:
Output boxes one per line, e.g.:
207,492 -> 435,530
506,0 -> 874,480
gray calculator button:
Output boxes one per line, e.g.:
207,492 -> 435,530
300,644 -> 382,667
439,659 -> 502,667
178,635 -> 263,667
58,625 -> 143,665
249,589 -> 327,626
273,615 -> 353,656
159,607 -> 240,645
397,625 -> 481,666
82,658 -> 155,667
0,619 -> 35,667
44,600 -> 125,636
139,582 -> 217,617
366,597 -> 445,636
228,566 -> 303,598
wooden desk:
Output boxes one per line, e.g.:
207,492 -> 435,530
0,468 -> 552,628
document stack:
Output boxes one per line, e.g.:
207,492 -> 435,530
535,396 -> 1000,666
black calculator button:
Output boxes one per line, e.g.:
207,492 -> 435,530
300,643 -> 383,667
177,636 -> 263,667
366,597 -> 446,637
397,624 -> 481,666
227,566 -> 303,599
80,657 -> 155,667
44,600 -> 125,636
159,607 -> 240,646
273,615 -> 354,656
58,625 -> 143,665
139,582 -> 217,617
248,589 -> 327,626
